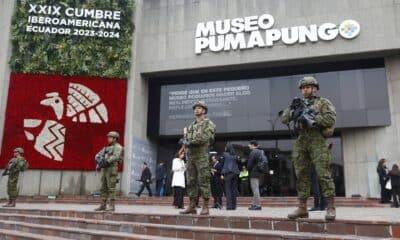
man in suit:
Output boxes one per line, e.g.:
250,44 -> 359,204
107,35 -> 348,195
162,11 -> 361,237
136,162 -> 153,197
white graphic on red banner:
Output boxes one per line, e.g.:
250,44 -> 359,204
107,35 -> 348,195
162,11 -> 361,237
23,83 -> 109,161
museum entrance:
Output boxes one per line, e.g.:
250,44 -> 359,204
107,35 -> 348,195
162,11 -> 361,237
157,136 -> 345,197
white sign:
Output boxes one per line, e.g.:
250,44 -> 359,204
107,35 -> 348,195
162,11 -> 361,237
25,4 -> 121,38
195,14 -> 360,54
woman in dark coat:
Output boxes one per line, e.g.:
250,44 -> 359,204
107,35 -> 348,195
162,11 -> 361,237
377,158 -> 391,203
221,144 -> 240,210
210,155 -> 223,209
390,164 -> 400,208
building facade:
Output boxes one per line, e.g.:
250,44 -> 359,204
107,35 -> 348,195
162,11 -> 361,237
1,0 -> 400,198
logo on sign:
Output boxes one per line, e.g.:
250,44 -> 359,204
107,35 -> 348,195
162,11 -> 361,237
23,83 -> 108,161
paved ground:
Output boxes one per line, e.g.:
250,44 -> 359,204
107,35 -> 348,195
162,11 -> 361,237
5,203 -> 399,223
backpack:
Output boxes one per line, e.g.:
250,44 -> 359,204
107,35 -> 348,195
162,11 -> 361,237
256,150 -> 269,174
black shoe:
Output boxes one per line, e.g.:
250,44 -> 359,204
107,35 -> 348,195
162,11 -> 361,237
135,193 -> 140,197
308,207 -> 320,212
249,205 -> 262,210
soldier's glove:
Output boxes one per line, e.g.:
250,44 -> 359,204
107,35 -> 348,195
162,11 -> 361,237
290,97 -> 302,110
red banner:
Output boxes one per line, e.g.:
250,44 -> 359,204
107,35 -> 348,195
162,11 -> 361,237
0,73 -> 127,170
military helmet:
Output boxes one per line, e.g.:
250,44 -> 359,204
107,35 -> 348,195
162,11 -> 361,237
107,131 -> 120,139
192,101 -> 208,114
13,147 -> 24,154
298,76 -> 319,90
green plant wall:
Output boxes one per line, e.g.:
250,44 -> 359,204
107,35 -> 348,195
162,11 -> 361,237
9,0 -> 134,79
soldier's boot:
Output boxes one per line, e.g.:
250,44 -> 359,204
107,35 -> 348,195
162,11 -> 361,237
94,200 -> 107,211
2,199 -> 11,207
200,198 -> 210,216
288,198 -> 309,219
180,198 -> 197,215
325,197 -> 336,221
106,200 -> 116,212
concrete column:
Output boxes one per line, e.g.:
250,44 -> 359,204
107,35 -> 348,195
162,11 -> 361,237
120,0 -> 156,195
342,55 -> 400,198
0,0 -> 15,198
0,0 -> 14,144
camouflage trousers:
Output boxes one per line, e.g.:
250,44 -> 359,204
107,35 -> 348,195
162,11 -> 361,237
100,164 -> 119,201
186,152 -> 211,199
293,129 -> 336,198
7,173 -> 19,199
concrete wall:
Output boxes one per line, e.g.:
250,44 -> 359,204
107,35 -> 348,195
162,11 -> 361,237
137,0 -> 400,75
342,56 -> 400,198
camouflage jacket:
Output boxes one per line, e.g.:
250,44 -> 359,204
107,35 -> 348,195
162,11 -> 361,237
105,143 -> 124,165
7,157 -> 29,175
187,118 -> 216,148
280,96 -> 336,132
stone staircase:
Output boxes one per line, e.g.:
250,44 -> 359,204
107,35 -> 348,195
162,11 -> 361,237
10,195 -> 385,207
0,206 -> 398,239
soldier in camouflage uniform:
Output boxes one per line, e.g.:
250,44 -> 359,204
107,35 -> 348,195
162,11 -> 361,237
180,101 -> 216,215
279,76 -> 337,220
3,148 -> 29,208
94,131 -> 124,212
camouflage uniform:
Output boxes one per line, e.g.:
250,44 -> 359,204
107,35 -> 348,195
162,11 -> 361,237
186,118 -> 216,199
280,76 -> 337,220
7,157 -> 28,199
280,96 -> 336,198
100,142 -> 124,202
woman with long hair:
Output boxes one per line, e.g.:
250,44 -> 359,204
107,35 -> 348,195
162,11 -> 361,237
221,143 -> 240,210
172,149 -> 186,209
377,158 -> 391,203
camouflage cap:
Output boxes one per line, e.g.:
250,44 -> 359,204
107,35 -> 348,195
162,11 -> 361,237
192,101 -> 208,114
298,76 -> 319,90
107,131 -> 120,139
13,147 -> 24,154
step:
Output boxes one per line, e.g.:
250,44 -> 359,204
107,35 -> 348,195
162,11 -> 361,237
0,219 -> 186,240
0,208 -> 398,238
5,196 -> 384,208
0,228 -> 70,240
0,213 -> 383,240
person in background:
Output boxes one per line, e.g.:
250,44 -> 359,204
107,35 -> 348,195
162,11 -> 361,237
239,166 -> 250,196
247,140 -> 263,210
136,162 -> 153,197
377,158 -> 391,203
309,165 -> 327,211
172,150 -> 186,209
221,143 -> 240,210
210,154 -> 223,209
390,164 -> 400,208
156,161 -> 166,197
